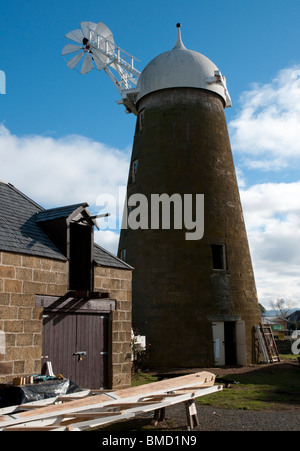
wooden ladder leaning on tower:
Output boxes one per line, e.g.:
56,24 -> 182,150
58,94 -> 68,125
255,324 -> 280,363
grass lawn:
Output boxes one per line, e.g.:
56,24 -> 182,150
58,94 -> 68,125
198,359 -> 300,410
131,372 -> 159,387
132,357 -> 300,411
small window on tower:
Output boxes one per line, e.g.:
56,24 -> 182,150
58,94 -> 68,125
211,244 -> 227,270
129,159 -> 139,184
139,109 -> 145,131
120,249 -> 127,261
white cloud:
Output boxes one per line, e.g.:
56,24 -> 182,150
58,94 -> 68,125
229,65 -> 300,170
228,64 -> 300,307
0,123 -> 130,254
241,182 -> 300,307
94,230 -> 120,255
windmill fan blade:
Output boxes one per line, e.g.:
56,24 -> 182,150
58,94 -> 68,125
67,51 -> 84,70
91,47 -> 107,66
91,47 -> 105,71
80,21 -> 97,40
62,44 -> 82,56
81,52 -> 93,74
95,22 -> 114,42
66,29 -> 84,44
95,22 -> 115,58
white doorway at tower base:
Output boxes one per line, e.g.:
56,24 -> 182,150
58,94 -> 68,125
212,320 -> 246,366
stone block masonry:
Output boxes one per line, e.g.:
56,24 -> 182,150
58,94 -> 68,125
94,266 -> 132,389
0,251 -> 68,384
0,251 -> 132,390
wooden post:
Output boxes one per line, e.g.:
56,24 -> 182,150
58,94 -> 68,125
185,400 -> 199,430
152,407 -> 166,426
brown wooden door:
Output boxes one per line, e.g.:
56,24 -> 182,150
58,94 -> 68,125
75,314 -> 109,389
42,312 -> 109,389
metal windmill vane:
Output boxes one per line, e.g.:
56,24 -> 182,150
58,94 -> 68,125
62,21 -> 141,114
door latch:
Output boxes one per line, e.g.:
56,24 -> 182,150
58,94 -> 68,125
73,351 -> 87,361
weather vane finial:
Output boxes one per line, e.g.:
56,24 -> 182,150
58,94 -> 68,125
174,23 -> 185,50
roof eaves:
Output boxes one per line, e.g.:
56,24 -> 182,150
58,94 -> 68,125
93,242 -> 133,270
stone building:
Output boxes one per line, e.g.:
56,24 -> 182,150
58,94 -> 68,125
118,26 -> 261,367
0,181 -> 132,389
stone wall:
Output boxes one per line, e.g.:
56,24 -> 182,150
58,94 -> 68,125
0,251 -> 68,384
94,266 -> 132,389
0,251 -> 132,389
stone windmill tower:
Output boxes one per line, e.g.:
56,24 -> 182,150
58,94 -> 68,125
118,24 -> 261,367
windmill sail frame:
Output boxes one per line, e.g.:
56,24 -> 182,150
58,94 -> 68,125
62,21 -> 141,114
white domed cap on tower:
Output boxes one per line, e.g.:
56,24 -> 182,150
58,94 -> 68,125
136,24 -> 232,107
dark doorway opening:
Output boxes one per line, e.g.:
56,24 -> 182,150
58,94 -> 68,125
224,321 -> 237,365
69,222 -> 93,291
211,244 -> 227,270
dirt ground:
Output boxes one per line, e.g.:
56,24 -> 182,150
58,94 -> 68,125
161,402 -> 300,431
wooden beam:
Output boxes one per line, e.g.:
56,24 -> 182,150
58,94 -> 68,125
59,412 -> 121,427
61,412 -> 120,418
152,407 -> 166,426
185,400 -> 200,430
5,426 -> 61,431
36,295 -> 116,313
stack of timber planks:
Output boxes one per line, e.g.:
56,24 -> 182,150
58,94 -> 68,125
0,372 -> 222,431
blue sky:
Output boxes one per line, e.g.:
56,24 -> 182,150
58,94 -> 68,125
1,0 -> 300,308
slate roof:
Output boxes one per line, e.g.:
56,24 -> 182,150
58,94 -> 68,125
0,181 -> 131,270
287,310 -> 300,323
0,181 -> 66,261
35,203 -> 88,223
94,243 -> 132,270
